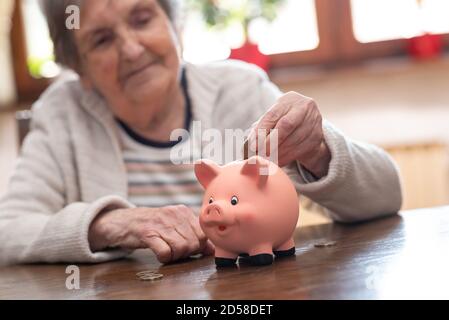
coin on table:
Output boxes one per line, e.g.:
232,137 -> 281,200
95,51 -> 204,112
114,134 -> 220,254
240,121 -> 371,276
314,241 -> 337,248
136,270 -> 164,281
136,270 -> 156,277
138,274 -> 164,281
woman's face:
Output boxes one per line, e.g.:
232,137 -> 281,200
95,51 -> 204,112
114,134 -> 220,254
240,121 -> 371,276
75,0 -> 181,128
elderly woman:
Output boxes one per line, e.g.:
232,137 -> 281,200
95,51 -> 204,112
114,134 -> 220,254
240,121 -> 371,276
0,0 -> 402,266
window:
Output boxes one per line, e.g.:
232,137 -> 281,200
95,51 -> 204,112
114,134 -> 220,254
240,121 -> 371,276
251,0 -> 319,55
10,0 -> 50,102
21,0 -> 59,78
9,0 -> 449,102
351,0 -> 449,43
182,0 -> 320,64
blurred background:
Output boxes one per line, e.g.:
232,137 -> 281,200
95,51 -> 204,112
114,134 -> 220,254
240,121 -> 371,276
1,0 -> 449,219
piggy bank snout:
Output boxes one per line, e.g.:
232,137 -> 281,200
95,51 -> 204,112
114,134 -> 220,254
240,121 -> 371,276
205,204 -> 223,216
206,203 -> 222,217
201,203 -> 228,226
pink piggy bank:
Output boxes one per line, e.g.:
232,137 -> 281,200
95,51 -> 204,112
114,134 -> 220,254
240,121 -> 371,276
194,156 -> 299,267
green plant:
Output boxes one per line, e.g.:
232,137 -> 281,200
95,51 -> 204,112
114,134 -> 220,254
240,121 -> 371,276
186,0 -> 286,34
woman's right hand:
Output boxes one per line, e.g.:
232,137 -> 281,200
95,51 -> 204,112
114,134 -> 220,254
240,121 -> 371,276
88,205 -> 215,263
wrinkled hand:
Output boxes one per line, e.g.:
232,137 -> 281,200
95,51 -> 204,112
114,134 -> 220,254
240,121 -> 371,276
88,205 -> 215,263
248,91 -> 331,178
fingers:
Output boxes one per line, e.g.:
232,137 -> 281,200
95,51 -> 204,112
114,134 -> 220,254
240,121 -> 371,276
144,235 -> 173,264
249,92 -> 315,159
184,211 -> 216,257
138,204 -> 220,264
202,240 -> 215,256
255,102 -> 288,133
186,213 -> 209,254
145,228 -> 197,263
141,205 -> 213,264
162,228 -> 194,261
249,103 -> 287,152
158,230 -> 214,263
255,91 -> 309,133
172,205 -> 209,258
164,206 -> 203,260
264,109 -> 307,159
276,121 -> 323,167
280,112 -> 321,152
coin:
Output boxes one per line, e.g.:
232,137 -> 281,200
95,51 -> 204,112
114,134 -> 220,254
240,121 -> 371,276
314,241 -> 337,248
243,139 -> 250,160
136,270 -> 164,281
138,273 -> 164,281
136,270 -> 156,277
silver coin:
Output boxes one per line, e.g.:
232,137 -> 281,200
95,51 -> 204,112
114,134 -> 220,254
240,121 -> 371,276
136,270 -> 158,277
138,273 -> 164,281
136,270 -> 164,281
314,241 -> 337,248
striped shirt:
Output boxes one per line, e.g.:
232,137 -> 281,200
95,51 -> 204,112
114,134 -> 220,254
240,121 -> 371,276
116,69 -> 204,214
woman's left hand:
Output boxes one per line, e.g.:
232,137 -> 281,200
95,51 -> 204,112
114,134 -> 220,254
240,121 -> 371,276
248,91 -> 331,179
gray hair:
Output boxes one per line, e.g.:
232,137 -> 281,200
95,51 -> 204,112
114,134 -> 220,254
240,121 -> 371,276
40,0 -> 180,72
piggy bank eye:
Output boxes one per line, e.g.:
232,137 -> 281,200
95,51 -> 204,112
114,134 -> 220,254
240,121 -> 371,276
231,196 -> 238,206
208,197 -> 214,204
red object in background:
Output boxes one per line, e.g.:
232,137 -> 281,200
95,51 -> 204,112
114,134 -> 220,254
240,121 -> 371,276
229,41 -> 271,71
408,33 -> 443,60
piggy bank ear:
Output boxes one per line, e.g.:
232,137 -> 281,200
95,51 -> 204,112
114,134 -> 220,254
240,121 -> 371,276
194,159 -> 221,189
241,156 -> 269,187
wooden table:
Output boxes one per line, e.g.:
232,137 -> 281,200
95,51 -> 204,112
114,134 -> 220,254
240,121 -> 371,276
1,206 -> 449,300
